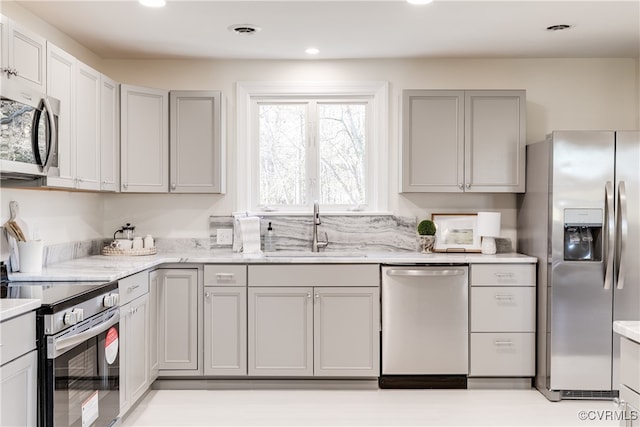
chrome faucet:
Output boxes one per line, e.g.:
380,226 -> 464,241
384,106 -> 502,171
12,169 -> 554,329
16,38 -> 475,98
312,201 -> 329,252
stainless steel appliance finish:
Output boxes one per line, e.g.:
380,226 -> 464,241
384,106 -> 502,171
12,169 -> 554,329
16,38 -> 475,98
0,89 -> 60,185
381,266 -> 468,375
518,130 -> 640,401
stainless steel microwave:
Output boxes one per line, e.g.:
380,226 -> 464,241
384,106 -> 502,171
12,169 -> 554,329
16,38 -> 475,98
0,88 -> 60,184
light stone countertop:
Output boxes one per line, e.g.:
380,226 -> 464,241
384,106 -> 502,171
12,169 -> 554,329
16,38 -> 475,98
0,299 -> 40,322
614,321 -> 640,344
8,250 -> 536,282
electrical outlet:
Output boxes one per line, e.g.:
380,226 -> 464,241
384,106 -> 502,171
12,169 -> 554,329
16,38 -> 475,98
216,228 -> 233,245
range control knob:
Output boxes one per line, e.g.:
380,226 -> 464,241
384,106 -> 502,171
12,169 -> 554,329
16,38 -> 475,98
63,308 -> 84,326
103,293 -> 119,308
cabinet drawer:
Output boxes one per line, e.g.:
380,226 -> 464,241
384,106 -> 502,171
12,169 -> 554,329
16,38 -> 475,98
248,264 -> 379,287
0,312 -> 36,365
470,287 -> 535,332
469,333 -> 534,377
620,385 -> 640,416
470,264 -> 534,286
621,337 -> 640,394
204,265 -> 247,286
119,271 -> 149,305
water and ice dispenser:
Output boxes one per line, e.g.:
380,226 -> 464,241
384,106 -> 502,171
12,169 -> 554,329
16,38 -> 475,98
563,209 -> 603,261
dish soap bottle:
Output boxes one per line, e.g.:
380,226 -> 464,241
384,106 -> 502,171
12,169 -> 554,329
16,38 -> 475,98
265,222 -> 274,252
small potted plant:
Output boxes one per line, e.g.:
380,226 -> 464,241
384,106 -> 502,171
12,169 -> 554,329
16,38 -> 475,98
417,219 -> 436,253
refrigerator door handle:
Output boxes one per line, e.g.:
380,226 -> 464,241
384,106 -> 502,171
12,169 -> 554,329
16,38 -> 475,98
604,181 -> 615,290
616,181 -> 628,290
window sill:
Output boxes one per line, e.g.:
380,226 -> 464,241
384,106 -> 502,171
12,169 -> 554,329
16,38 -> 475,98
233,211 -> 395,217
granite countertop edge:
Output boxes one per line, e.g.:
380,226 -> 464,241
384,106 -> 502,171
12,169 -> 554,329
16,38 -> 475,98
0,299 -> 41,322
7,251 -> 537,282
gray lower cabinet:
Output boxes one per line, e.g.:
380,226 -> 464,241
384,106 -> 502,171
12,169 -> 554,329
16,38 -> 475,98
157,268 -> 199,373
247,284 -> 380,377
148,270 -> 160,382
619,337 -> 640,427
204,286 -> 247,375
0,311 -> 37,427
120,293 -> 149,416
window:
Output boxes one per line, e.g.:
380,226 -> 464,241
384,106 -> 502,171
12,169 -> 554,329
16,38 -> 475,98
237,82 -> 388,213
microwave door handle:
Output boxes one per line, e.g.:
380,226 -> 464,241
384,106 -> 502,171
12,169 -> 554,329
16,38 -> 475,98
41,97 -> 57,174
31,101 -> 45,169
604,181 -> 614,290
616,181 -> 628,290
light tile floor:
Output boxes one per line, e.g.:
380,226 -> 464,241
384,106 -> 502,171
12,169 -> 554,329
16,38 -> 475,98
121,389 -> 623,426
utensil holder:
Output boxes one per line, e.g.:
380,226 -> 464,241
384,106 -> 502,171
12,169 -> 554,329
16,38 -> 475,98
17,240 -> 44,273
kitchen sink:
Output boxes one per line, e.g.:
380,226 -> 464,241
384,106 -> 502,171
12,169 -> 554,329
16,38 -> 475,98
264,251 -> 367,258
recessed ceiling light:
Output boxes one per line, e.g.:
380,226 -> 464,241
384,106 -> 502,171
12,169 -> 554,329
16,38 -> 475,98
546,24 -> 573,31
407,0 -> 433,5
305,47 -> 320,55
228,24 -> 262,35
139,0 -> 166,8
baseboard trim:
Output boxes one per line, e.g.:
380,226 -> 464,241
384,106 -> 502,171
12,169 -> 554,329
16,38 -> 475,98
153,378 -> 379,390
378,375 -> 467,389
467,377 -> 533,390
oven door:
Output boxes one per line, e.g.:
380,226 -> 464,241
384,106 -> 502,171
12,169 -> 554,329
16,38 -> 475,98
42,309 -> 120,427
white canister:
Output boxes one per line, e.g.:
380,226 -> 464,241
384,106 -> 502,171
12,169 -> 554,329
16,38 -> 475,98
17,240 -> 44,273
132,237 -> 143,250
143,234 -> 154,249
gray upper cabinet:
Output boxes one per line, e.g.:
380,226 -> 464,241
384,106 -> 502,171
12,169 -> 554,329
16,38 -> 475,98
169,91 -> 226,193
100,75 -> 119,192
401,89 -> 526,193
121,84 -> 169,193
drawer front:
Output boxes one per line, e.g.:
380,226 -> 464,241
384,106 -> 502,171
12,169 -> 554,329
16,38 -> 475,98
0,312 -> 36,365
248,264 -> 379,287
470,264 -> 535,286
620,385 -> 640,418
119,270 -> 149,305
621,337 -> 640,394
204,265 -> 247,286
470,287 -> 535,332
469,333 -> 535,377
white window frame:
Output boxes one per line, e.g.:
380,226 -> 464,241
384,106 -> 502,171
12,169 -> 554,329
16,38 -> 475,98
236,81 -> 389,214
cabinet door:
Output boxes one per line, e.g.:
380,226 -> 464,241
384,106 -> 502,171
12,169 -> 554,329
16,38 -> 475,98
0,350 -> 37,427
464,90 -> 525,192
100,75 -> 119,192
248,287 -> 313,376
120,84 -> 168,193
169,91 -> 225,193
401,90 -> 464,192
314,287 -> 380,377
45,42 -> 76,188
119,301 -> 129,416
157,269 -> 198,371
148,270 -> 159,382
1,16 -> 46,94
75,62 -> 101,190
204,286 -> 247,375
126,294 -> 150,406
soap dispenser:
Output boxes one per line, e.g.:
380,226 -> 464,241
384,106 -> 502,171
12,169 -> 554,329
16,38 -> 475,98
265,222 -> 274,252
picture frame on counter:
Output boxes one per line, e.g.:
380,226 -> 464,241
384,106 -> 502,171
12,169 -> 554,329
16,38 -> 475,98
431,213 -> 481,252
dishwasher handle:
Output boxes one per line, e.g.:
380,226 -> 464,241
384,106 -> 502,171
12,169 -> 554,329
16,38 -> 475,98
386,268 -> 466,277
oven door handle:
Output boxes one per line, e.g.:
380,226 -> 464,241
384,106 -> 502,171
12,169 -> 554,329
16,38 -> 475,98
54,311 -> 119,353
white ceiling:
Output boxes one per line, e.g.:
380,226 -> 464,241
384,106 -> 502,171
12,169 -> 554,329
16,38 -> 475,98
14,0 -> 640,60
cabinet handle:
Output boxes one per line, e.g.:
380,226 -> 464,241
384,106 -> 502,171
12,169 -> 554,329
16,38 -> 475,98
458,183 -> 464,190
314,293 -> 320,299
494,294 -> 514,301
204,292 -> 211,298
123,183 -> 128,190
494,273 -> 515,278
171,183 -> 177,190
215,273 -> 234,282
494,340 -> 513,346
306,293 -> 312,299
127,284 -> 140,292
465,182 -> 471,189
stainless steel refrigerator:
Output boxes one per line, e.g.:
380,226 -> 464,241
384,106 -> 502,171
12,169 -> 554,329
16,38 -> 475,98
518,130 -> 639,401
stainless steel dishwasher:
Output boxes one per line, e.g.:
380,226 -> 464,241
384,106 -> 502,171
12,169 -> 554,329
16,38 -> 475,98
380,265 -> 468,388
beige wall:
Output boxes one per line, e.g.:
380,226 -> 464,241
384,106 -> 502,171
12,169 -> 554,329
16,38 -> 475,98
1,3 -> 638,248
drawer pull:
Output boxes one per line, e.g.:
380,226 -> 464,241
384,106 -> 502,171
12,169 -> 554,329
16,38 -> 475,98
494,340 -> 513,346
127,284 -> 140,292
216,273 -> 235,281
494,273 -> 515,278
494,294 -> 514,301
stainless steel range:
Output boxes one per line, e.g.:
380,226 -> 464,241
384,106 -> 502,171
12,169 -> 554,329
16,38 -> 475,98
1,264 -> 121,427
